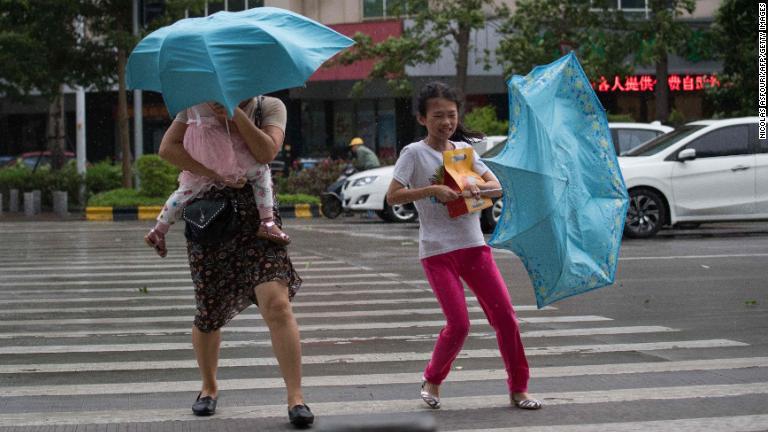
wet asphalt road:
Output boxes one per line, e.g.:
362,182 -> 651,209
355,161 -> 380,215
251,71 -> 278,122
0,216 -> 766,431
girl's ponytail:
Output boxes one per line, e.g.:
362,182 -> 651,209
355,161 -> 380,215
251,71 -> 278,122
416,82 -> 485,143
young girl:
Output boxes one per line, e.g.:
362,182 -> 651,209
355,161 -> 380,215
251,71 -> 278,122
144,98 -> 290,258
386,82 -> 542,410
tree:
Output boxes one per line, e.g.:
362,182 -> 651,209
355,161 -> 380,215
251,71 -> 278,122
337,0 -> 507,105
494,0 -> 631,81
705,0 -> 756,117
0,0 -> 91,170
464,105 -> 508,135
80,0 -> 202,188
630,0 -> 704,122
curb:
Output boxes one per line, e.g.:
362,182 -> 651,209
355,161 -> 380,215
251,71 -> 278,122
85,204 -> 322,221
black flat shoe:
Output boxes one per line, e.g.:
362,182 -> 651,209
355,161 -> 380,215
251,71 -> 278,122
288,404 -> 314,428
192,392 -> 217,416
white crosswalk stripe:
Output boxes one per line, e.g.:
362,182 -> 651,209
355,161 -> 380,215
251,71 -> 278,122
0,222 -> 764,431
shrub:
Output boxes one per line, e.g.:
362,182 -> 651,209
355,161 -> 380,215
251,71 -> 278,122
86,161 -> 122,195
0,163 -> 83,208
607,113 -> 635,122
135,155 -> 179,198
464,106 -> 509,136
668,109 -> 686,127
277,193 -> 321,205
281,159 -> 346,196
87,188 -> 166,207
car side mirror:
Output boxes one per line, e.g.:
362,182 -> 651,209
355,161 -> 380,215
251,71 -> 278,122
677,148 -> 697,162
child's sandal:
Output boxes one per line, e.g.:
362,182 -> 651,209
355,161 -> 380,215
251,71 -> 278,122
144,229 -> 168,258
257,221 -> 291,246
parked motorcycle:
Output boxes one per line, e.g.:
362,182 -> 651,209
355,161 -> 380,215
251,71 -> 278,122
320,164 -> 356,219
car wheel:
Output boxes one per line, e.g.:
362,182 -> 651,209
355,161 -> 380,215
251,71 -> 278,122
320,194 -> 343,219
624,188 -> 666,239
481,199 -> 503,233
380,202 -> 417,223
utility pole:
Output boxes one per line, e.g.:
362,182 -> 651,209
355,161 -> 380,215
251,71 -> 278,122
133,0 -> 143,187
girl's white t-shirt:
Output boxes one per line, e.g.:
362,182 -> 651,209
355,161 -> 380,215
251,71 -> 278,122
392,140 -> 490,259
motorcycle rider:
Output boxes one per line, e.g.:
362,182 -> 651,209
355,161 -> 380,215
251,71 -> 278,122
349,137 -> 380,171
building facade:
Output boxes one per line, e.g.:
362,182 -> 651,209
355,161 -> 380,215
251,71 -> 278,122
0,0 -> 724,164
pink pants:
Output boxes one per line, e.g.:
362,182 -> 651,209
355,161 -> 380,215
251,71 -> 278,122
421,245 -> 530,393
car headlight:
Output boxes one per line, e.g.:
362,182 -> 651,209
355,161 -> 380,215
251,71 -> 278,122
351,176 -> 377,187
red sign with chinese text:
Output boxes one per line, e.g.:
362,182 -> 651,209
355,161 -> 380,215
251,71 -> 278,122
593,74 -> 721,93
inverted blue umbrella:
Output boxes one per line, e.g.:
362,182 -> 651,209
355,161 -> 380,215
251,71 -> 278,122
126,7 -> 354,117
483,53 -> 629,308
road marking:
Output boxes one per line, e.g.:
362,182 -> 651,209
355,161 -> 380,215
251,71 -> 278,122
0,273 -> 402,287
0,267 -> 365,280
619,253 -> 768,260
0,316 -> 612,339
0,280 -> 434,295
0,383 -> 765,427
0,340 -> 746,373
493,249 -> 768,261
0,260 -> 346,271
290,225 -> 416,242
0,289 -> 437,304
0,327 -> 674,355
0,305 -> 554,326
450,415 -> 768,432
2,356 -> 763,397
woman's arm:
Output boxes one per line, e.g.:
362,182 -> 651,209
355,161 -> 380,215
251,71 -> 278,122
230,107 -> 284,164
157,121 -> 227,182
386,179 -> 459,206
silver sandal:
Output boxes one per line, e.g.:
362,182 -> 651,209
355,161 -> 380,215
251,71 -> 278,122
512,395 -> 543,410
420,378 -> 441,409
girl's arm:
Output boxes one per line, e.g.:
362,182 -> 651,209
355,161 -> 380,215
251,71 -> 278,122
475,170 -> 502,198
386,179 -> 459,205
230,107 -> 284,164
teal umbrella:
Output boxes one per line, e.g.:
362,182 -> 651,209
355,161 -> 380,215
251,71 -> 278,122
483,53 -> 628,308
126,7 -> 354,117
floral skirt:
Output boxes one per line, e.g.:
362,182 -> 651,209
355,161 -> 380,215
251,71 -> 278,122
186,186 -> 301,332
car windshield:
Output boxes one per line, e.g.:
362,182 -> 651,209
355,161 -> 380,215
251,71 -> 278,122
622,125 -> 705,157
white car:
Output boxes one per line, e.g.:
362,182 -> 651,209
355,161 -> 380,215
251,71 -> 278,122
610,122 -> 674,155
341,136 -> 507,223
619,117 -> 767,238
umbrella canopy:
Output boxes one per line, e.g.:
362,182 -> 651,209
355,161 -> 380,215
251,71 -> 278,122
483,53 -> 629,308
126,7 -> 354,117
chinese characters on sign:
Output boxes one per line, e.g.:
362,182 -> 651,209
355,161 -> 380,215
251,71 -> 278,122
593,74 -> 721,93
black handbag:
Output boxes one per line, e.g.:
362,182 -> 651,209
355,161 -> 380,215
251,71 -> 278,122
183,198 -> 240,245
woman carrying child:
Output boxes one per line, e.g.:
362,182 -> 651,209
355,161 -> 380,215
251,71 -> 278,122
155,96 -> 313,427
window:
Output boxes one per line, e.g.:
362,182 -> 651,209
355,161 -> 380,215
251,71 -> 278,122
749,123 -> 768,153
592,0 -> 647,10
685,125 -> 751,158
614,129 -> 660,154
363,0 -> 426,19
625,125 -> 704,157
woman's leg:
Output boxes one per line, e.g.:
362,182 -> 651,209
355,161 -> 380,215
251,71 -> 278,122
191,326 -> 221,398
421,252 -> 471,388
255,280 -> 304,406
457,246 -> 530,394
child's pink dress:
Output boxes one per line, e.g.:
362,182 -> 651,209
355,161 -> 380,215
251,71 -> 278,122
157,106 -> 273,226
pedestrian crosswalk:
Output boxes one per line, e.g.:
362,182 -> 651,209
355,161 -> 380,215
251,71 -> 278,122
0,221 -> 766,431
